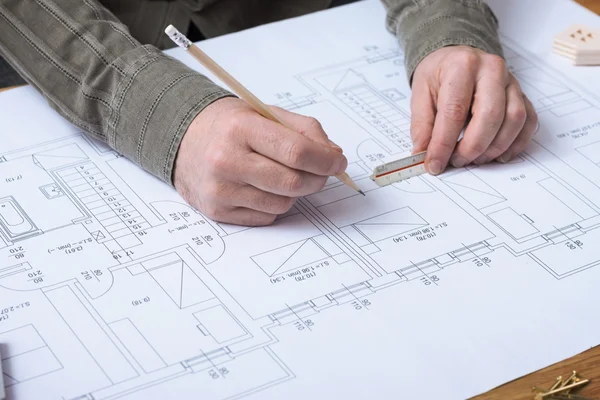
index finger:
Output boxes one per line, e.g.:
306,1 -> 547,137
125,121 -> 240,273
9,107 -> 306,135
245,115 -> 348,177
426,70 -> 475,174
409,78 -> 436,154
269,106 -> 345,155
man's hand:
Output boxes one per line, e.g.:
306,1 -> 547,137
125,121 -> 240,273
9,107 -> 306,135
173,97 -> 347,226
411,46 -> 539,175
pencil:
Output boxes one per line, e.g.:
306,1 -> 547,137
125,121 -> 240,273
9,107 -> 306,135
164,25 -> 365,196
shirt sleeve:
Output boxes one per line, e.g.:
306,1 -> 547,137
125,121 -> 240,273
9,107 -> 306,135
0,0 -> 233,184
380,0 -> 504,83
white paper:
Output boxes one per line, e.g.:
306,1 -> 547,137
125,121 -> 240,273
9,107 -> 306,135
1,1 -> 600,399
0,347 -> 5,400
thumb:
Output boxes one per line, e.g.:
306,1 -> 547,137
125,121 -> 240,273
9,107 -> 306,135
269,106 -> 343,152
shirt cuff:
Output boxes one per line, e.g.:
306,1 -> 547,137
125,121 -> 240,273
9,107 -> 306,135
388,0 -> 504,84
108,45 -> 233,184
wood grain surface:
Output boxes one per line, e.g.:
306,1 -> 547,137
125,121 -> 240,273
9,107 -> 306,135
474,346 -> 600,399
577,0 -> 600,14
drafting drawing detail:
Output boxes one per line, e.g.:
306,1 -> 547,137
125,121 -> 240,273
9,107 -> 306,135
1,21 -> 600,400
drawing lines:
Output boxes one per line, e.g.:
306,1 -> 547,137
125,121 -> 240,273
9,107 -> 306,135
577,140 -> 600,166
0,325 -> 63,386
251,239 -> 331,277
56,162 -> 149,248
2,28 -> 600,400
346,207 -> 428,244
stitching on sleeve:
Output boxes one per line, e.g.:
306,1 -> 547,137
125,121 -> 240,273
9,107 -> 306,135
0,40 -> 105,137
109,53 -> 162,147
162,91 -> 230,181
136,72 -> 197,164
411,14 -> 497,42
36,0 -> 125,75
0,11 -> 81,84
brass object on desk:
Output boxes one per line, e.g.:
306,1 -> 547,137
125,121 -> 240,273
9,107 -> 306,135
532,371 -> 595,399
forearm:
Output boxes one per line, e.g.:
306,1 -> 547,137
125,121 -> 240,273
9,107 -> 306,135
0,0 -> 232,184
380,0 -> 503,83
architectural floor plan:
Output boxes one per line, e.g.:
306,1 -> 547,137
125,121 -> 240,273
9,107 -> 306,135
1,1 -> 600,399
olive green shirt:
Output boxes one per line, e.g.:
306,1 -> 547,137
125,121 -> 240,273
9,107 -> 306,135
0,0 -> 502,184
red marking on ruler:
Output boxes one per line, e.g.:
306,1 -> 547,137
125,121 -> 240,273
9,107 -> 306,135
375,161 -> 424,178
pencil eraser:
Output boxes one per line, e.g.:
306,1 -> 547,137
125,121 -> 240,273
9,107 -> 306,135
164,24 -> 192,49
165,24 -> 179,37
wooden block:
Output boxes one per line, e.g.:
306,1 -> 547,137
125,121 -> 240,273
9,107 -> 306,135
553,24 -> 600,65
554,40 -> 600,55
553,51 -> 600,65
554,24 -> 600,51
553,45 -> 600,59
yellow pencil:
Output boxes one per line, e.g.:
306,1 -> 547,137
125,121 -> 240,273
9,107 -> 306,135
165,25 -> 365,196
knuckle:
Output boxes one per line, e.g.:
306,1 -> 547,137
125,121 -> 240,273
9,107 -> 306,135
443,102 -> 469,122
484,54 -> 507,71
479,105 -> 504,123
283,172 -> 305,193
304,116 -> 323,133
206,148 -> 229,173
456,49 -> 480,66
507,104 -> 527,124
284,142 -> 307,167
226,108 -> 247,132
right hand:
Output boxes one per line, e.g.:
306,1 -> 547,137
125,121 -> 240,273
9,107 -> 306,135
173,97 -> 348,226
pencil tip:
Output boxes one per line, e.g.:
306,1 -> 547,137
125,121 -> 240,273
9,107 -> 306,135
359,190 -> 366,196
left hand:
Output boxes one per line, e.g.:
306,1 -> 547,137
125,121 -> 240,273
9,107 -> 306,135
410,46 -> 539,175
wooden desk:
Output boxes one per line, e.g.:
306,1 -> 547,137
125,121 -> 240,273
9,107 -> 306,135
577,0 -> 600,14
2,2 -> 600,398
475,346 -> 600,399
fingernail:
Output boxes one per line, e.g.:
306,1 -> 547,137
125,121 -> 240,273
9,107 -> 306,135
451,155 -> 468,168
336,156 -> 348,174
428,159 -> 442,175
497,154 -> 510,163
328,139 -> 343,152
474,155 -> 489,165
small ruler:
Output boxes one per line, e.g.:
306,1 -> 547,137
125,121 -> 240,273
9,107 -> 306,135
370,151 -> 427,187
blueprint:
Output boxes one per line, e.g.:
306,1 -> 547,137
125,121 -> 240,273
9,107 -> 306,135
1,1 -> 600,399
